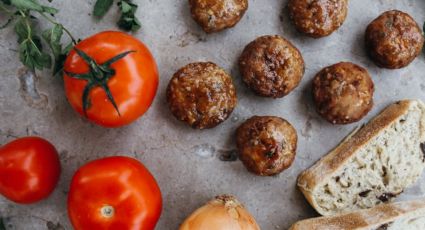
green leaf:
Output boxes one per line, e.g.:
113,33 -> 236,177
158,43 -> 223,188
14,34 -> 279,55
0,217 -> 6,230
93,0 -> 114,18
1,0 -> 11,5
63,42 -> 73,54
14,16 -> 30,43
52,42 -> 73,76
42,24 -> 63,57
11,0 -> 40,7
43,24 -> 67,75
11,0 -> 58,14
6,0 -> 76,74
117,0 -> 140,32
119,0 -> 132,13
15,16 -> 52,71
37,51 -> 52,68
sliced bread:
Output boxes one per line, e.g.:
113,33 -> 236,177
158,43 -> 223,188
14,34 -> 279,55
298,100 -> 425,216
289,199 -> 425,230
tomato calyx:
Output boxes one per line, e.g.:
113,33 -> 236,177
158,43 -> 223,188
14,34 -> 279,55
65,48 -> 135,117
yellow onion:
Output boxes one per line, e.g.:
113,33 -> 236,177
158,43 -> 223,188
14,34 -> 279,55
179,194 -> 261,230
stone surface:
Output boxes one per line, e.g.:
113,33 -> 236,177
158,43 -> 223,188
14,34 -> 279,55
0,0 -> 425,229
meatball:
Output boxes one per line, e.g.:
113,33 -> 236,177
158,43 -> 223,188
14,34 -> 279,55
236,116 -> 298,176
365,10 -> 424,69
189,0 -> 248,33
313,62 -> 374,125
287,0 -> 348,38
238,35 -> 305,98
167,62 -> 237,129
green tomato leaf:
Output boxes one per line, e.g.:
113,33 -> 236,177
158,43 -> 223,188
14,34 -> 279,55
37,51 -> 52,68
42,24 -> 63,57
11,0 -> 58,14
117,0 -> 140,32
14,16 -> 30,43
15,16 -> 52,71
53,41 -> 74,76
6,0 -> 75,74
43,24 -> 68,75
42,24 -> 76,76
119,0 -> 132,13
1,0 -> 11,5
93,0 -> 114,18
0,217 -> 6,230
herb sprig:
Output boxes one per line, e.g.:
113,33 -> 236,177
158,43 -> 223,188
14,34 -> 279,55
93,0 -> 141,32
0,0 -> 76,75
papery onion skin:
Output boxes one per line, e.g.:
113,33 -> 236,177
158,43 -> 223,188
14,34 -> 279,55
179,194 -> 261,230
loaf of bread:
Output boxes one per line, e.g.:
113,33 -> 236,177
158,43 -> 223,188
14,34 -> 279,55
289,199 -> 425,230
298,100 -> 425,216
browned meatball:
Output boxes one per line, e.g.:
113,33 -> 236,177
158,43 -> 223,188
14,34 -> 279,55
167,62 -> 237,129
239,35 -> 305,98
365,10 -> 424,69
313,62 -> 374,125
288,0 -> 348,38
236,116 -> 298,176
189,0 -> 248,33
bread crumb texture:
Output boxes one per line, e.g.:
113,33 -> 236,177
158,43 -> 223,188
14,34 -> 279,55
298,100 -> 425,216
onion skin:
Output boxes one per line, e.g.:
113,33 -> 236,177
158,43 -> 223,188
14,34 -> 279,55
179,195 -> 261,230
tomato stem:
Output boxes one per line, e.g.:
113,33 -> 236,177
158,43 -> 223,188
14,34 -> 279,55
65,48 -> 135,117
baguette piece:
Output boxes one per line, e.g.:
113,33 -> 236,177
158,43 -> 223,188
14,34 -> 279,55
298,100 -> 425,216
289,199 -> 425,230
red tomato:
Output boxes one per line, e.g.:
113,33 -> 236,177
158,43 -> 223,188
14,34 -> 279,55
64,31 -> 159,128
0,137 -> 61,204
68,156 -> 162,230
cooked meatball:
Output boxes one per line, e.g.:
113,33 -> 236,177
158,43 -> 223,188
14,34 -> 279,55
189,0 -> 248,33
239,35 -> 305,98
236,116 -> 298,176
167,62 -> 237,129
313,62 -> 374,125
365,10 -> 424,69
287,0 -> 348,38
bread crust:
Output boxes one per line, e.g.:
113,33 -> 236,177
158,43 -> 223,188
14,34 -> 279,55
289,199 -> 425,230
297,100 -> 425,215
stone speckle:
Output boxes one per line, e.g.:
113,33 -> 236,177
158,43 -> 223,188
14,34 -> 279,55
17,68 -> 48,110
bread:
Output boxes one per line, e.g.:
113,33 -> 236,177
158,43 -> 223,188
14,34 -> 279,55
298,100 -> 425,216
289,199 -> 425,230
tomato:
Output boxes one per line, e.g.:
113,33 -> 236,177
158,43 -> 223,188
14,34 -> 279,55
64,31 -> 159,128
0,137 -> 61,204
68,156 -> 162,230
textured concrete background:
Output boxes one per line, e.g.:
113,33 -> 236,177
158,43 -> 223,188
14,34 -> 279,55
1,0 -> 425,229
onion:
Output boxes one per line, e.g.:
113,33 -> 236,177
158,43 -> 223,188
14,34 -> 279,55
179,194 -> 261,230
